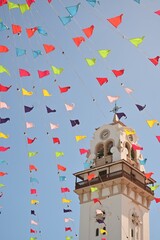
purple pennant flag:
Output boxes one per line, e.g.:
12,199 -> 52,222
31,210 -> 36,215
135,104 -> 146,111
46,106 -> 56,113
116,112 -> 127,120
0,117 -> 10,124
96,219 -> 106,225
63,209 -> 72,213
70,119 -> 80,127
24,105 -> 34,113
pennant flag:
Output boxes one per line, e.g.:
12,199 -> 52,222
26,27 -> 38,38
43,44 -> 55,53
93,198 -> 102,204
31,210 -> 36,215
61,188 -> 70,193
96,219 -> 105,224
75,135 -> 87,141
30,228 -> 37,233
148,56 -> 160,66
154,10 -> 160,15
16,48 -> 26,56
0,132 -> 9,139
112,69 -> 124,77
70,119 -> 80,127
86,0 -> 96,7
134,0 -> 140,3
19,68 -> 30,77
107,95 -> 120,103
129,36 -> 145,47
27,137 -> 36,144
30,237 -> 37,240
26,122 -> 34,128
116,112 -> 127,119
12,24 -> 22,34
30,199 -> 39,205
65,103 -> 75,111
82,25 -> 94,38
91,187 -> 98,192
0,65 -> 10,75
150,185 -> 160,191
85,58 -> 96,66
132,144 -> 143,150
0,172 -> 8,176
0,118 -> 10,124
145,172 -> 153,179
100,229 -> 108,234
59,16 -> 72,25
26,0 -> 35,7
87,173 -> 96,180
124,129 -> 136,135
57,164 -> 66,171
38,70 -> 50,78
66,3 -> 80,17
28,152 -> 38,157
30,177 -> 39,184
32,50 -> 42,58
0,160 -> 7,164
0,0 -> 7,6
24,105 -> 34,113
63,209 -> 72,213
51,66 -> 64,75
59,86 -> 71,93
73,36 -> 85,47
50,123 -> 59,129
30,189 -> 37,195
0,184 -> 5,188
0,21 -> 8,31
65,227 -> 72,231
139,158 -> 147,165
8,1 -> 19,9
107,14 -> 123,28
154,197 -> 160,203
59,176 -> 66,181
156,136 -> 160,142
31,220 -> 38,225
37,26 -> 47,36
0,84 -> 11,92
52,137 -> 60,144
66,237 -> 73,240
146,120 -> 158,128
22,88 -> 33,96
135,104 -> 146,111
46,106 -> 56,113
42,89 -> 52,96
56,152 -> 64,157
19,3 -> 30,14
62,198 -> 72,203
0,45 -> 9,52
124,87 -> 133,94
98,49 -> 111,58
0,102 -> 10,109
64,218 -> 74,223
0,146 -> 10,152
84,162 -> 91,169
79,148 -> 89,155
96,77 -> 108,86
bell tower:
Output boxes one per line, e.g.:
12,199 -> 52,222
74,114 -> 156,240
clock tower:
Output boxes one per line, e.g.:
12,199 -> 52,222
74,114 -> 155,240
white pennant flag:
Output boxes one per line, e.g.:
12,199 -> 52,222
64,218 -> 74,223
107,95 -> 120,103
65,103 -> 75,111
50,123 -> 59,129
124,87 -> 133,94
31,220 -> 38,225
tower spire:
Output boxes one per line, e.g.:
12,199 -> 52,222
110,102 -> 121,123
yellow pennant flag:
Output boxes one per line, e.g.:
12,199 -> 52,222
85,58 -> 96,66
8,1 -> 19,9
62,198 -> 72,203
100,228 -> 108,234
19,4 -> 30,14
98,49 -> 111,58
124,129 -> 136,135
0,132 -> 9,139
51,66 -> 64,75
90,187 -> 98,192
150,185 -> 160,191
30,200 -> 39,205
42,89 -> 52,96
129,36 -> 145,47
22,88 -> 33,96
0,65 -> 10,75
146,120 -> 158,128
75,135 -> 87,142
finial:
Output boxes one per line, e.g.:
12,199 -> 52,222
110,102 -> 121,114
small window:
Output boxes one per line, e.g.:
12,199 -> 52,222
106,141 -> 113,155
99,170 -> 107,177
97,144 -> 104,158
96,228 -> 99,236
103,227 -> 106,235
131,229 -> 134,237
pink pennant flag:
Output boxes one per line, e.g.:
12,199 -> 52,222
132,144 -> 143,150
154,10 -> 160,15
65,103 -> 75,111
0,101 -> 10,109
50,123 -> 59,129
64,218 -> 74,223
26,122 -> 34,128
107,95 -> 120,103
156,136 -> 160,142
19,68 -> 31,77
79,148 -> 89,155
124,87 -> 133,94
38,70 -> 50,78
31,220 -> 38,225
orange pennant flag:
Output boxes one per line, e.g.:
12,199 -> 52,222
0,45 -> 9,52
107,14 -> 123,28
43,44 -> 55,53
82,25 -> 94,38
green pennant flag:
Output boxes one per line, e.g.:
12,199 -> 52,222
19,4 -> 30,14
91,187 -> 98,192
85,58 -> 96,66
51,66 -> 64,75
0,65 -> 10,75
66,237 -> 73,240
129,36 -> 145,47
30,238 -> 37,240
55,151 -> 64,158
28,152 -> 38,158
8,1 -> 19,9
150,185 -> 160,191
0,183 -> 5,188
98,49 -> 111,58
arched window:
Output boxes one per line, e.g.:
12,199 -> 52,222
96,228 -> 99,236
96,144 -> 104,158
125,142 -> 130,158
106,141 -> 113,155
131,148 -> 137,161
103,226 -> 106,235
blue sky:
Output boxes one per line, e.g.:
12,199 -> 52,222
1,0 -> 160,239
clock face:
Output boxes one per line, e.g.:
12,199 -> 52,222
100,129 -> 110,140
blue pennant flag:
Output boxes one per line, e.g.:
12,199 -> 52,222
66,3 -> 80,17
59,16 -> 72,25
16,48 -> 26,57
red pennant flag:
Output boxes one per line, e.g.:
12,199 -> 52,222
30,189 -> 37,194
27,137 -> 36,144
79,148 -> 89,155
61,187 -> 70,193
107,14 -> 123,28
0,84 -> 11,92
48,0 -> 52,2
0,146 -> 10,152
59,86 -> 71,93
112,69 -> 124,77
145,172 -> 154,179
30,228 -> 37,233
132,144 -> 143,150
72,36 -> 85,47
0,172 -> 7,176
156,136 -> 160,142
82,25 -> 94,38
43,44 -> 55,53
29,165 -> 38,172
93,198 -> 102,204
87,173 -> 96,181
0,0 -> 7,6
26,27 -> 38,38
57,164 -> 66,171
26,0 -> 35,7
52,137 -> 60,144
154,197 -> 160,203
148,56 -> 160,66
19,69 -> 31,77
0,45 -> 9,53
154,10 -> 160,15
12,24 -> 22,34
96,77 -> 108,86
65,227 -> 72,231
38,70 -> 50,78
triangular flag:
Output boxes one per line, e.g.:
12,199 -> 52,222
0,101 -> 10,109
156,136 -> 160,142
132,144 -> 143,150
96,77 -> 108,86
124,87 -> 133,94
0,65 -> 10,75
27,137 -> 36,144
43,44 -> 55,53
129,36 -> 145,47
107,14 -> 123,28
0,45 -> 9,52
26,27 -> 38,38
19,68 -> 30,77
28,152 -> 38,157
57,164 -> 66,171
146,120 -> 158,128
51,66 -> 64,75
0,132 -> 9,139
107,95 -> 120,103
52,137 -> 60,144
135,104 -> 146,111
19,3 -> 30,14
148,56 -> 160,66
154,197 -> 160,203
85,58 -> 96,66
59,16 -> 72,25
38,70 -> 50,78
65,103 -> 75,111
24,105 -> 34,113
32,50 -> 42,58
59,86 -> 71,93
154,10 -> 160,15
75,135 -> 87,141
42,89 -> 52,96
82,25 -> 94,38
12,24 -> 22,34
73,36 -> 85,47
66,3 -> 80,17
50,123 -> 59,129
55,152 -> 64,157
22,88 -> 33,96
91,187 -> 98,192
112,69 -> 124,77
16,48 -> 26,56
0,84 -> 11,92
145,172 -> 153,179
46,106 -> 56,113
79,148 -> 89,155
98,49 -> 111,58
